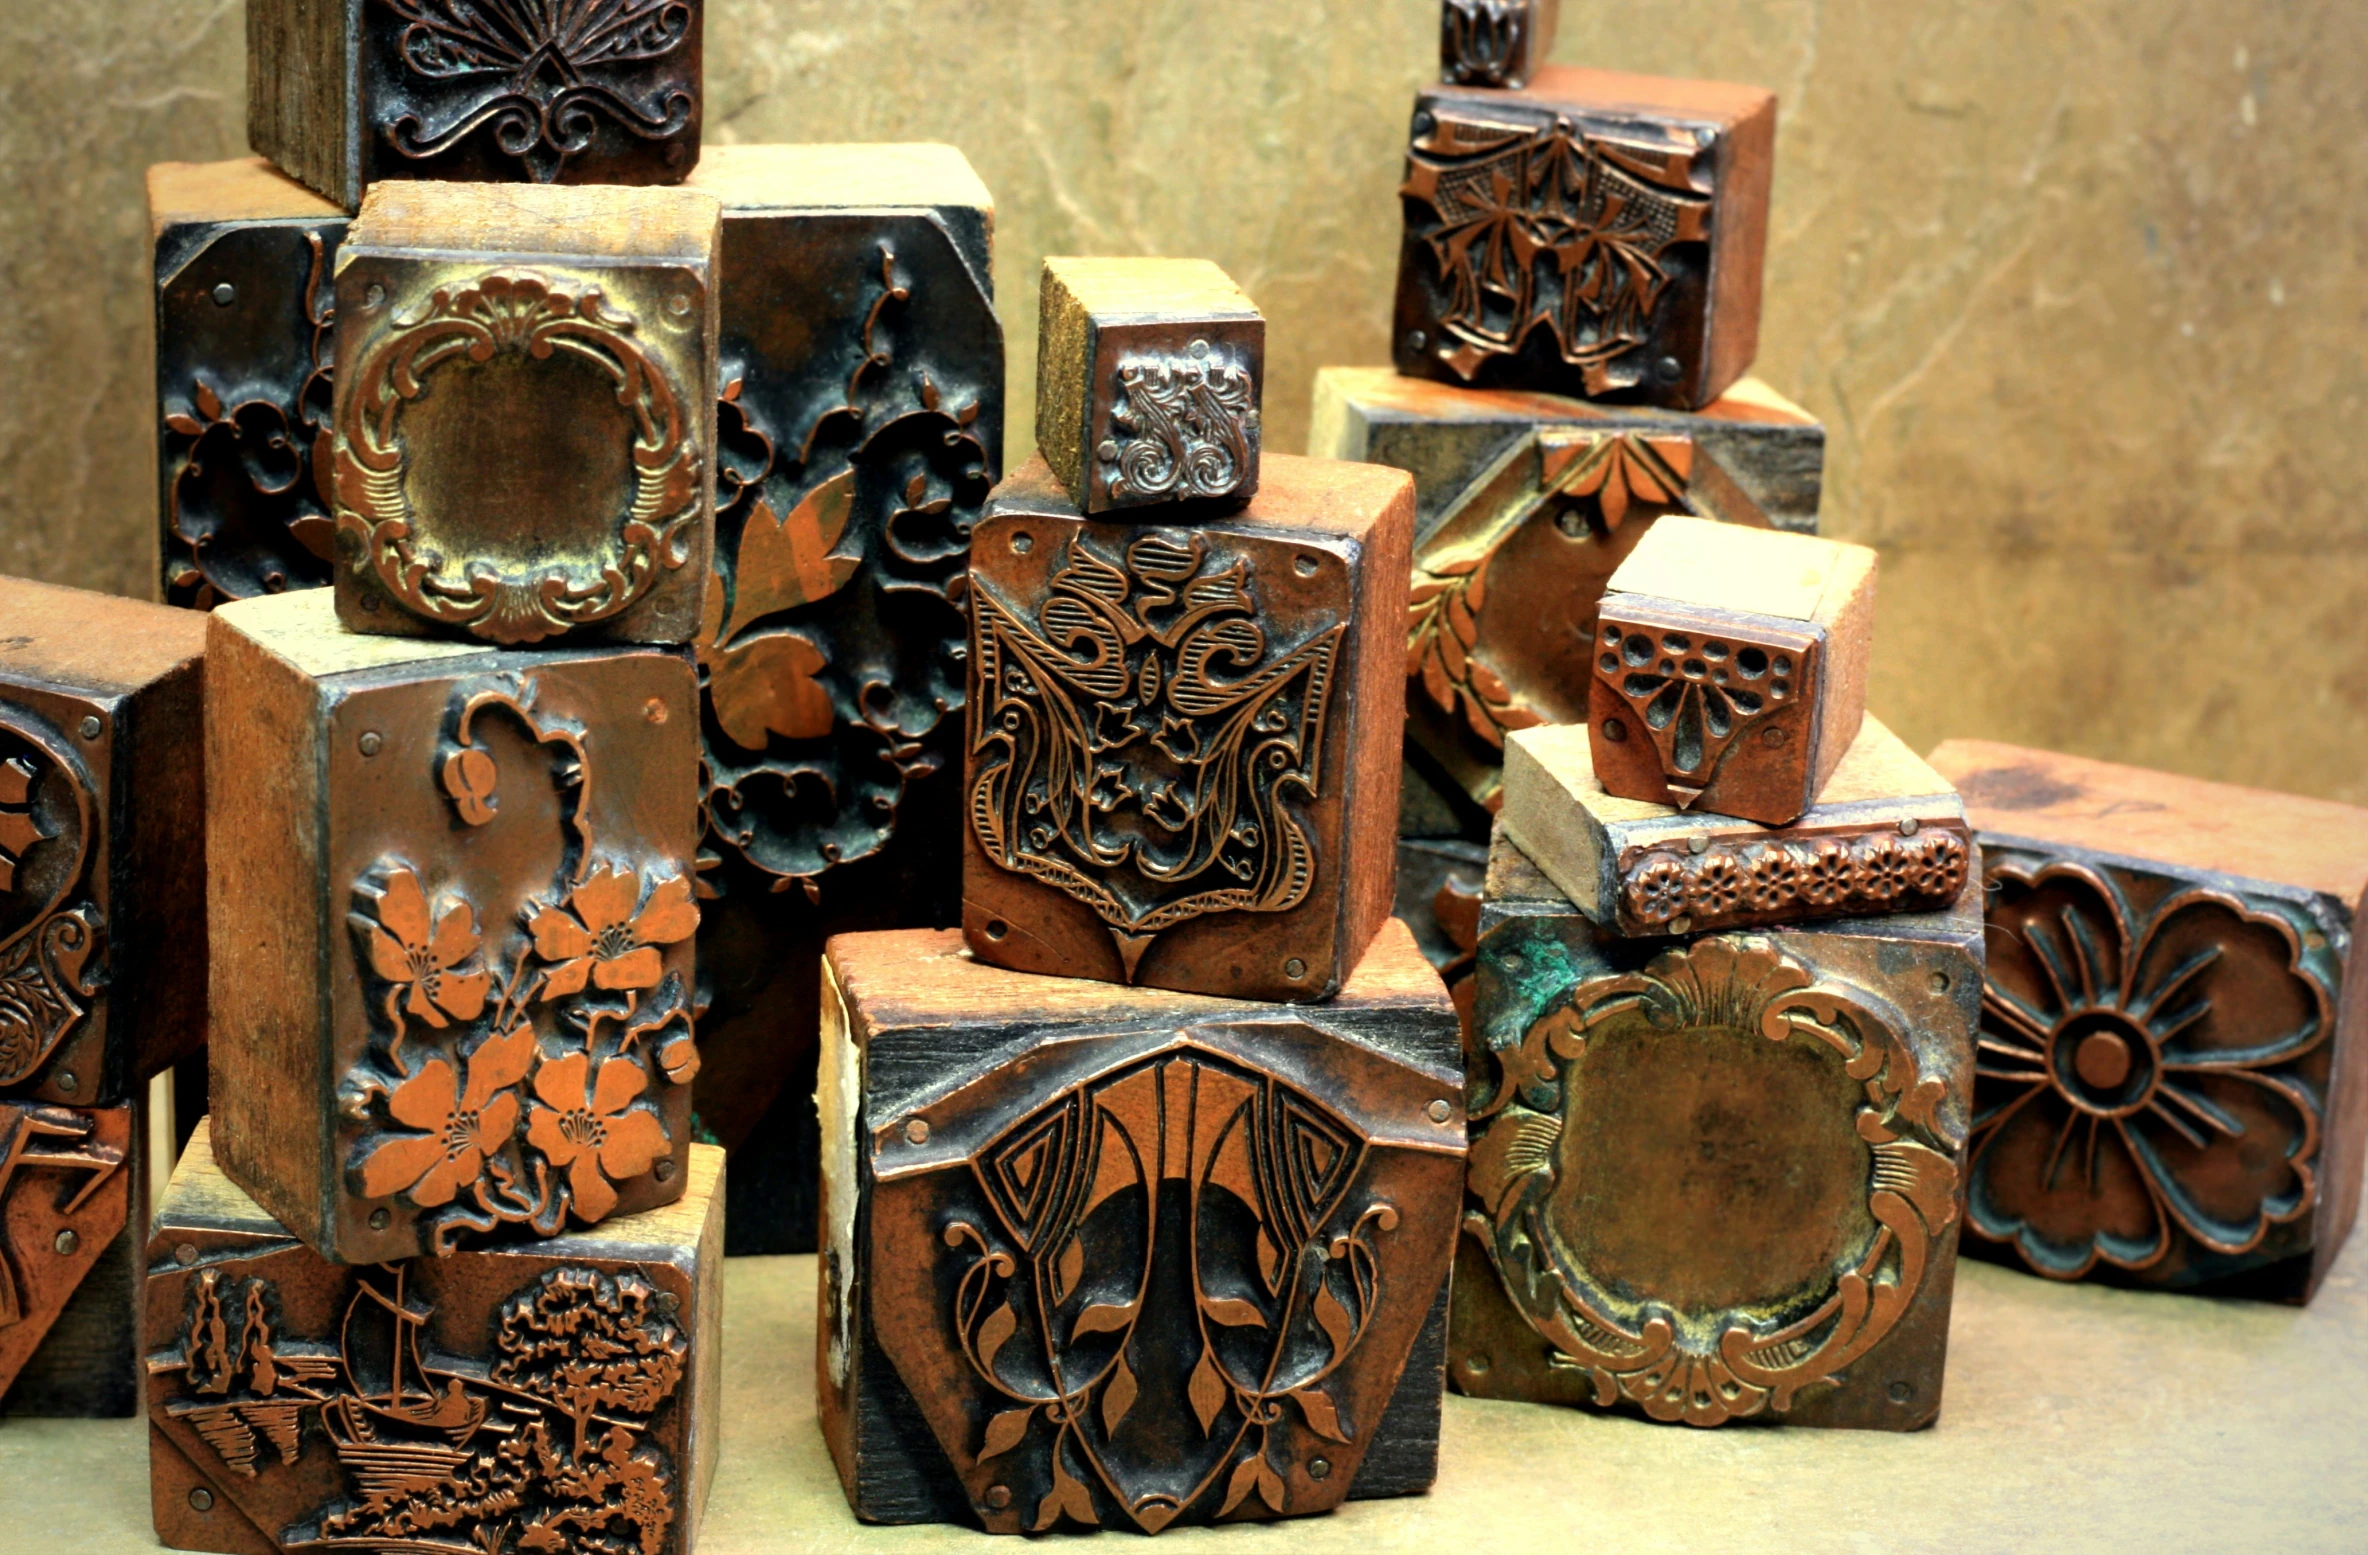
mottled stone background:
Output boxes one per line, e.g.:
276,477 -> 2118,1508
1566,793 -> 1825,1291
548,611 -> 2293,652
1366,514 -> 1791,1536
2,1 -> 2360,800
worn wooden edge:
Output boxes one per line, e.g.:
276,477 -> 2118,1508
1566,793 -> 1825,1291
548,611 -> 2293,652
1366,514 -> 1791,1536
146,156 -> 345,241
0,576 -> 209,695
687,142 -> 993,217
343,180 -> 725,265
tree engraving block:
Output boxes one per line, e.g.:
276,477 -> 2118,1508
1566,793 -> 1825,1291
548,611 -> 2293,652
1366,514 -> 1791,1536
1395,68 -> 1776,410
149,158 -> 351,610
964,454 -> 1413,1001
247,0 -> 705,211
146,1122 -> 721,1555
206,591 -> 701,1264
1504,715 -> 1970,937
816,923 -> 1461,1530
1036,258 -> 1264,516
330,182 -> 720,647
0,578 -> 208,1106
0,1101 -> 133,1409
1442,0 -> 1559,89
1457,833 -> 1982,1428
1930,740 -> 2368,1303
1589,516 -> 1876,825
678,144 -> 1003,1255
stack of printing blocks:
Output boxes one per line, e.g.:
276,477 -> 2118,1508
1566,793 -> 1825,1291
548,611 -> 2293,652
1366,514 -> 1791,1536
819,260 -> 1465,1529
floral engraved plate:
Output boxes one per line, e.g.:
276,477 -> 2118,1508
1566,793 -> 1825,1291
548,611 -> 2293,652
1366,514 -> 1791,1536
1458,834 -> 1982,1427
1394,69 -> 1775,411
145,1124 -> 722,1555
1589,598 -> 1820,814
962,455 -> 1413,1002
330,183 -> 719,647
0,1102 -> 131,1401
206,591 -> 700,1263
867,1023 -> 1461,1533
1441,0 -> 1559,89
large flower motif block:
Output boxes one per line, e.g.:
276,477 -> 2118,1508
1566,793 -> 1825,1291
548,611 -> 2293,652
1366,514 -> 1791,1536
1588,516 -> 1876,825
1456,830 -> 1982,1428
1394,67 -> 1775,410
206,590 -> 701,1263
816,923 -> 1463,1531
147,1120 -> 722,1555
247,0 -> 705,209
963,454 -> 1412,1001
1932,739 -> 2368,1302
330,182 -> 720,647
0,577 -> 208,1105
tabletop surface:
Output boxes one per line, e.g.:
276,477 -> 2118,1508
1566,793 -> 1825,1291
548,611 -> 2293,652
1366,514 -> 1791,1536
5,1228 -> 2363,1553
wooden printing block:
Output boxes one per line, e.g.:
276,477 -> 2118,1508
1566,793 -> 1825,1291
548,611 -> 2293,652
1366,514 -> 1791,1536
1394,68 -> 1776,411
329,182 -> 720,647
146,1121 -> 722,1555
815,923 -> 1463,1531
1441,0 -> 1560,90
1035,257 -> 1264,516
0,577 -> 208,1106
206,590 -> 701,1264
1456,830 -> 1982,1428
246,0 -> 704,210
1503,715 -> 1971,938
0,1100 -> 136,1415
1929,740 -> 2368,1302
148,158 -> 350,610
1589,515 -> 1877,825
677,144 -> 1004,1256
964,454 -> 1413,1001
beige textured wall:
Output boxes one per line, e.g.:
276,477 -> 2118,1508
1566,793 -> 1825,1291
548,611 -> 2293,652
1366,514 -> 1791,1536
2,1 -> 2361,800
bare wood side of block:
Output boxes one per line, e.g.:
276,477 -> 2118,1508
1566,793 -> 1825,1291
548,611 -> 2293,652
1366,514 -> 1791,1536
245,0 -> 351,209
344,180 -> 724,263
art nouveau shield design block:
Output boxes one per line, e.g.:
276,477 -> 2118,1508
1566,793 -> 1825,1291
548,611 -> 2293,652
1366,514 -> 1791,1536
147,1123 -> 722,1555
1455,833 -> 1982,1429
247,0 -> 706,210
0,577 -> 209,1107
1394,68 -> 1776,410
1931,740 -> 2368,1303
817,924 -> 1463,1531
963,454 -> 1413,1002
0,1101 -> 134,1412
206,591 -> 700,1264
330,182 -> 720,647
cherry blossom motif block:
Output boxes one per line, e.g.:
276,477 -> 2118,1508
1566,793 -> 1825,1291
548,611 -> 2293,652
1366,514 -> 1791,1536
205,590 -> 700,1264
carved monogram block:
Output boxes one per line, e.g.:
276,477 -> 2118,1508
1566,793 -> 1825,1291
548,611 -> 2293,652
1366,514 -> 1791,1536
964,454 -> 1413,1001
206,591 -> 701,1263
247,0 -> 705,210
816,923 -> 1462,1531
1504,715 -> 1970,938
149,158 -> 350,610
677,144 -> 1004,1256
147,1122 -> 721,1555
1395,68 -> 1776,410
330,182 -> 720,647
1442,0 -> 1559,89
1589,516 -> 1876,825
1036,258 -> 1264,515
0,1101 -> 134,1410
1457,832 -> 1982,1428
1930,740 -> 2368,1303
0,578 -> 209,1106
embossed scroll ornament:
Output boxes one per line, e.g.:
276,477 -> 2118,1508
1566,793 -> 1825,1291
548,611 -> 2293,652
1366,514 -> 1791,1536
333,271 -> 702,646
0,716 -> 101,1090
969,533 -> 1343,982
383,0 -> 697,182
1619,825 -> 1971,936
1968,857 -> 2336,1281
1467,941 -> 1960,1427
1402,113 -> 1710,392
1097,342 -> 1259,507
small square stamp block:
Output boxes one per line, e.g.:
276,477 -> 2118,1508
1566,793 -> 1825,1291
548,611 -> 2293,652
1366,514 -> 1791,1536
206,591 -> 702,1264
146,1122 -> 722,1555
1504,715 -> 1971,937
1035,257 -> 1264,516
330,182 -> 721,647
1932,740 -> 2368,1303
817,924 -> 1463,1531
963,454 -> 1412,1002
1441,0 -> 1561,89
1588,515 -> 1877,825
1456,831 -> 1982,1428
